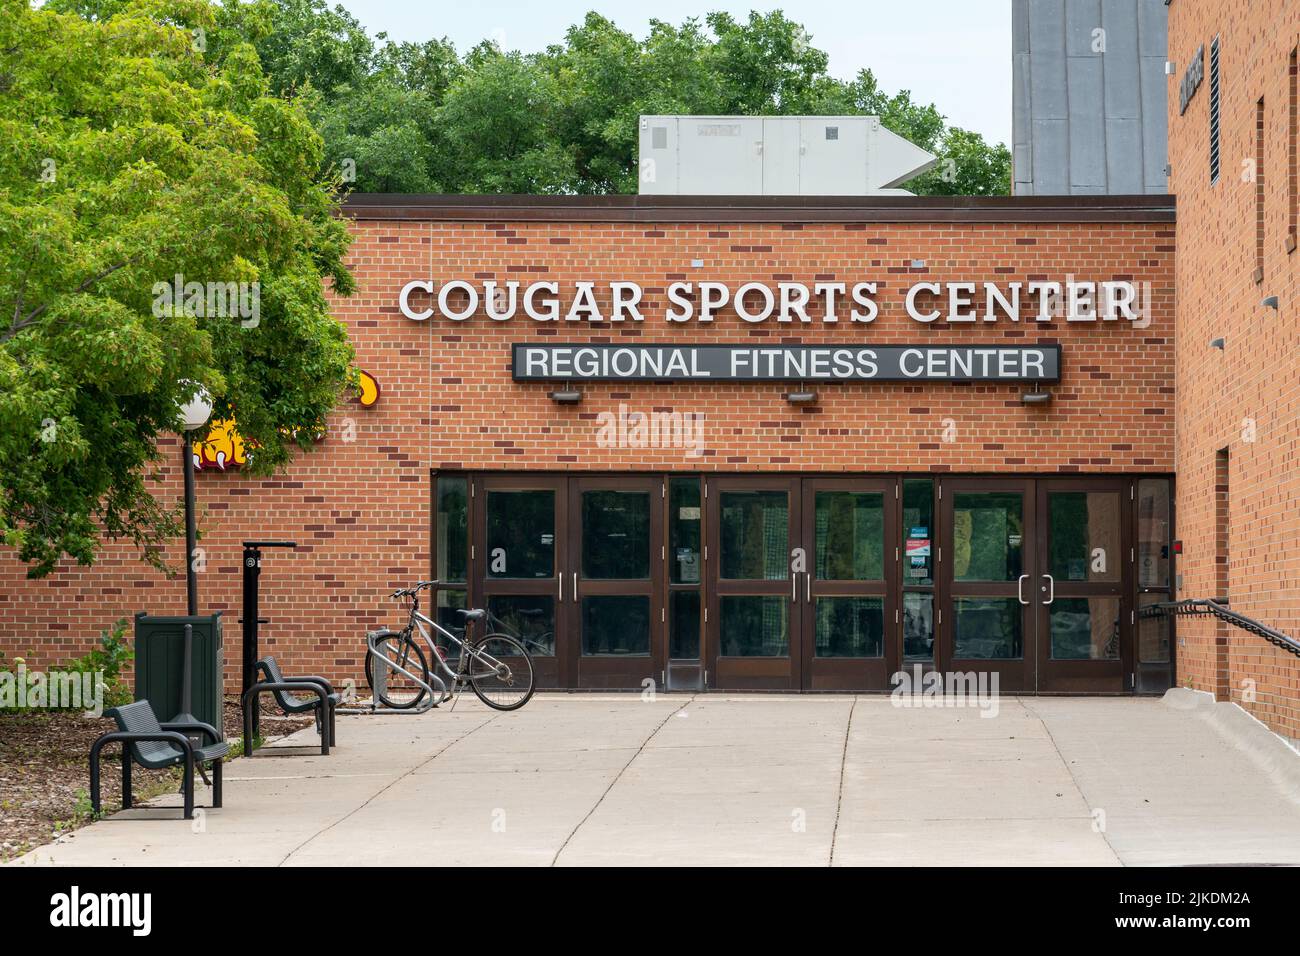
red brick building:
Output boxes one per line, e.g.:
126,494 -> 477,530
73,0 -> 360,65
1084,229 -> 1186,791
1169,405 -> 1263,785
1167,0 -> 1300,741
0,195 -> 1180,697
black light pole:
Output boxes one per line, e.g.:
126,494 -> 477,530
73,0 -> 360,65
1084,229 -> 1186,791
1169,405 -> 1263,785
183,429 -> 198,615
171,430 -> 200,728
173,384 -> 211,730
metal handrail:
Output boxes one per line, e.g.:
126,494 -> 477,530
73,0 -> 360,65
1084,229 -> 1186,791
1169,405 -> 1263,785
1140,598 -> 1300,658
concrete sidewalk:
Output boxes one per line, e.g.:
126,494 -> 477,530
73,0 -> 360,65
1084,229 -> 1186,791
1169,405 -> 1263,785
13,693 -> 1300,866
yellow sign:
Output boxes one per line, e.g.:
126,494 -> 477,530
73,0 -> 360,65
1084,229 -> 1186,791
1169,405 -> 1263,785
193,419 -> 246,471
192,371 -> 379,471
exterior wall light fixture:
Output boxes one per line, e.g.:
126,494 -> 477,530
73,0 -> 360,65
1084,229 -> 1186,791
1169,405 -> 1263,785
1210,337 -> 1225,350
785,390 -> 817,405
1261,295 -> 1279,309
1020,388 -> 1052,405
548,390 -> 582,404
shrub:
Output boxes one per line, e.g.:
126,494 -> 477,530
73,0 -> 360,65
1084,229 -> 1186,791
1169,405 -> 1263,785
64,619 -> 135,708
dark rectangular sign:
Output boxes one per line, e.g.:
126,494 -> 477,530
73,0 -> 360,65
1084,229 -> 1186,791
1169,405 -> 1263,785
512,343 -> 1061,383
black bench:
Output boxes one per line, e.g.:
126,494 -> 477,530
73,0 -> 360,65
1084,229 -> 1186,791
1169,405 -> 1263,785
242,655 -> 339,756
90,700 -> 228,820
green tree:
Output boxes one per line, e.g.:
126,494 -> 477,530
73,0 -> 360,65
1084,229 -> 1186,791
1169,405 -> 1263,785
232,0 -> 375,97
237,3 -> 1010,196
0,0 -> 355,577
434,49 -> 578,193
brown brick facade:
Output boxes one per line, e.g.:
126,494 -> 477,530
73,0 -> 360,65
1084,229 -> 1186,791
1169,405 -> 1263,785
0,204 -> 1175,693
1169,0 -> 1300,741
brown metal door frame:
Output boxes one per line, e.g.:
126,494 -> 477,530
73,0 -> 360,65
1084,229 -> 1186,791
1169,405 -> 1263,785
800,477 -> 900,691
567,475 -> 665,689
937,476 -> 1037,692
474,473 -> 568,687
705,474 -> 801,690
459,469 -> 1156,693
1034,476 -> 1132,694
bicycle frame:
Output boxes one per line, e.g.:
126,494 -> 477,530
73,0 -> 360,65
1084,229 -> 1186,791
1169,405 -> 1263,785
397,601 -> 516,691
339,585 -> 522,715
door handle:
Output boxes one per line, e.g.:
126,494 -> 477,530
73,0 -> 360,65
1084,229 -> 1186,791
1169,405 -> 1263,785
1017,573 -> 1029,605
791,574 -> 797,603
805,572 -> 811,603
558,573 -> 563,602
1041,574 -> 1055,605
572,572 -> 578,602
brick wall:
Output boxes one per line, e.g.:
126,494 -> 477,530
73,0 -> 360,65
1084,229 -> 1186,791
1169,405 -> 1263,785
0,211 -> 1175,692
1169,0 -> 1300,742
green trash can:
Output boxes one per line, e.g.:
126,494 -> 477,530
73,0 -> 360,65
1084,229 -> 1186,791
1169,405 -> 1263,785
134,612 -> 224,739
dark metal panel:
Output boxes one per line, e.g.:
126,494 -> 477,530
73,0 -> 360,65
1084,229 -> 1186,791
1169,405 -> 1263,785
342,193 -> 1176,223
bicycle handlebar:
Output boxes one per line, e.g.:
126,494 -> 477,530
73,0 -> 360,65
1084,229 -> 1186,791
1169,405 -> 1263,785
390,580 -> 439,599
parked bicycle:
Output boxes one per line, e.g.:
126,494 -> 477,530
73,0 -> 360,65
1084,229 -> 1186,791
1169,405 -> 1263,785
365,581 -> 535,711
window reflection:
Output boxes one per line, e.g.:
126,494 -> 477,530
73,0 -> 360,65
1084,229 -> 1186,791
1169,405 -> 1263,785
1137,479 -> 1172,589
1138,593 -> 1172,663
1049,492 -> 1121,583
1050,597 -> 1121,660
814,492 -> 884,580
670,590 -> 701,659
902,479 -> 934,585
952,493 -> 1023,582
486,490 -> 555,579
903,592 -> 934,660
581,490 -> 649,579
719,596 -> 788,656
435,476 -> 468,584
486,595 -> 556,656
670,479 -> 702,584
582,595 -> 650,656
952,597 -> 1023,659
720,492 -> 788,580
814,597 -> 883,657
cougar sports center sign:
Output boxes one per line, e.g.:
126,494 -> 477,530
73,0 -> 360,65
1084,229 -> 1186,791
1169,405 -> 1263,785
398,277 -> 1145,325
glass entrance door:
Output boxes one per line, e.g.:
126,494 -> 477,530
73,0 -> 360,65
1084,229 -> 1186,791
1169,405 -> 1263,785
457,471 -> 1151,694
567,476 -> 663,688
939,478 -> 1036,692
477,475 -> 566,687
1034,479 -> 1130,693
799,478 -> 897,690
706,476 -> 799,689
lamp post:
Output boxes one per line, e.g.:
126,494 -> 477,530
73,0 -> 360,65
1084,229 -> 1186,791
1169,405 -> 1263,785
176,383 -> 213,616
172,383 -> 213,730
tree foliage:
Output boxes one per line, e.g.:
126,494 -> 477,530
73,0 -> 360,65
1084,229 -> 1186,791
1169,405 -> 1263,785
235,4 -> 1009,195
1,0 -> 355,576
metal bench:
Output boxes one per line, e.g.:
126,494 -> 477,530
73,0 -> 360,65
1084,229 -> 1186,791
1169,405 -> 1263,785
90,700 -> 228,820
242,655 -> 339,756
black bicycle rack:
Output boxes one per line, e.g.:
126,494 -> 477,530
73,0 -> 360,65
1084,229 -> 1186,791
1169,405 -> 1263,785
240,540 -> 297,739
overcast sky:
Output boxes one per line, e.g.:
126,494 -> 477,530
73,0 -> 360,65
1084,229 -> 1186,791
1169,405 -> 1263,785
347,0 -> 1014,146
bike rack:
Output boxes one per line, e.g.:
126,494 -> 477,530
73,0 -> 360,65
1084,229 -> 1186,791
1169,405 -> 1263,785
335,629 -> 450,715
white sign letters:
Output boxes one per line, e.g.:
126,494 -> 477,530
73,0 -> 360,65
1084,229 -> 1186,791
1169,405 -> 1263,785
397,277 -> 1145,325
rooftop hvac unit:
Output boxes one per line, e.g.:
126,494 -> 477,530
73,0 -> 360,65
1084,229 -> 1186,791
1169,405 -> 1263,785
637,115 -> 939,196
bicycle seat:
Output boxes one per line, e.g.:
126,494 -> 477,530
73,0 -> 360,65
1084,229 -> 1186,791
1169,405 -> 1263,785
457,608 -> 487,622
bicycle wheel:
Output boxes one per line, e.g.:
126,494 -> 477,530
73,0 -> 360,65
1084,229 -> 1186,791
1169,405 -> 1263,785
466,634 -> 535,711
365,630 -> 432,709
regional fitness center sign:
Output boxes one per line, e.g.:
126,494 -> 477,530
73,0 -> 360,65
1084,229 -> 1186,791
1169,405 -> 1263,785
397,276 -> 1146,383
513,344 -> 1061,383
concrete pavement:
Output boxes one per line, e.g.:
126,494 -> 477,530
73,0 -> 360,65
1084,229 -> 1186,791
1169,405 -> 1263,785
13,692 -> 1300,866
